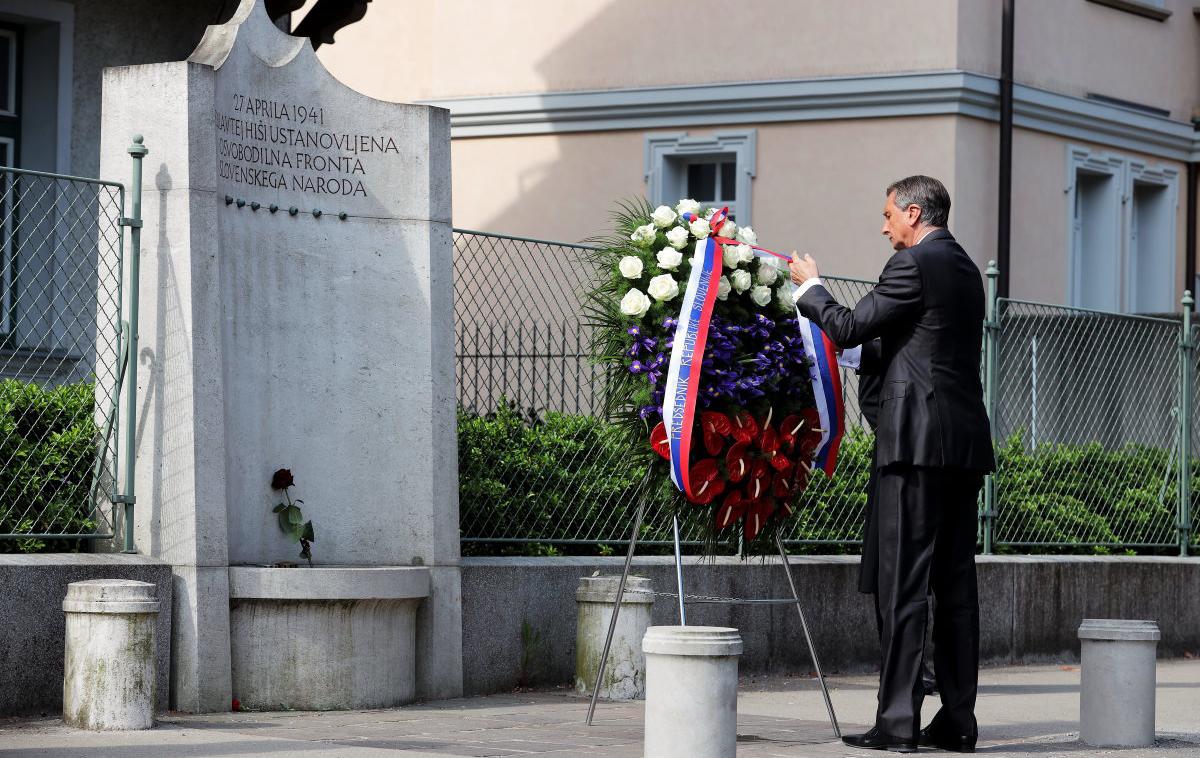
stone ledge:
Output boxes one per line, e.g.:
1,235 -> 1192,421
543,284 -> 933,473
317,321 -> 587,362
227,565 -> 430,600
0,554 -> 169,567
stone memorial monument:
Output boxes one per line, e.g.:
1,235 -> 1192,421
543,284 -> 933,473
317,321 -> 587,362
98,0 -> 459,711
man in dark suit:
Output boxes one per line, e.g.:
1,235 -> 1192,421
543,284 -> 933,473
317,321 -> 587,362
791,175 -> 994,753
853,344 -> 937,698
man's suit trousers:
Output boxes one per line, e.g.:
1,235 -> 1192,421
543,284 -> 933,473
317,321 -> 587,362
871,464 -> 983,741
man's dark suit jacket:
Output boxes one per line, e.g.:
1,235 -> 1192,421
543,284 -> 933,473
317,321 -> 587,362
798,229 -> 995,474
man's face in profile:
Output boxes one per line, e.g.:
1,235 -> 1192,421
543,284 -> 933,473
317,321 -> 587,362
881,191 -> 916,251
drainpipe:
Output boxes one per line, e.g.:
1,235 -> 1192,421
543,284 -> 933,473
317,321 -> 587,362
1187,158 -> 1196,308
997,0 -> 1014,299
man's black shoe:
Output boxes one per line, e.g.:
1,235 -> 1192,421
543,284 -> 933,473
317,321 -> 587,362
841,726 -> 918,753
918,724 -> 977,753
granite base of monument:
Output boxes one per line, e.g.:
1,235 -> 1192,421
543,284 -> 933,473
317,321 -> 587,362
228,567 -> 430,710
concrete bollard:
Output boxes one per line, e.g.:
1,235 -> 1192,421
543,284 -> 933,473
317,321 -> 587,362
63,579 -> 160,730
1078,619 -> 1160,748
575,575 -> 654,700
643,626 -> 743,758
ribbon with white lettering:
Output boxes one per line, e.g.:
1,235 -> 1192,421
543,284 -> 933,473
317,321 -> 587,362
662,232 -> 723,499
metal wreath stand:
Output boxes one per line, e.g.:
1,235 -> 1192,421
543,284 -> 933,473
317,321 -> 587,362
584,469 -> 842,739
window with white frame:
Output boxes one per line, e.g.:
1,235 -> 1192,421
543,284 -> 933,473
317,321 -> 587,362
1066,145 -> 1179,314
644,131 -> 755,224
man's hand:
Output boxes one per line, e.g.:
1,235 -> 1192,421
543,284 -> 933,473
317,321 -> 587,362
789,252 -> 820,286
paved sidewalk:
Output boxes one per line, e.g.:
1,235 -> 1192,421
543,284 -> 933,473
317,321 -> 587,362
2,661 -> 1198,757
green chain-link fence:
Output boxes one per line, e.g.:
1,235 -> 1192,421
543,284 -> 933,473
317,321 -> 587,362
455,230 -> 873,550
455,230 -> 1196,555
0,166 -> 128,549
988,299 -> 1184,552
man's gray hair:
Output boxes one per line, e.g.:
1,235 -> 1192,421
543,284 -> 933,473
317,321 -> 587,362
887,175 -> 950,228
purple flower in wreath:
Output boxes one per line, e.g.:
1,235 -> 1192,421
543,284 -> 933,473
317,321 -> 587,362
645,352 -> 666,385
629,360 -> 645,375
639,405 -> 663,421
663,317 -> 678,331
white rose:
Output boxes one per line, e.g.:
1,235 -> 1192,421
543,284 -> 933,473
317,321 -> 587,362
619,288 -> 652,318
618,256 -> 643,279
651,205 -> 677,228
717,276 -> 731,301
756,262 -> 778,286
665,226 -> 690,250
750,285 -> 773,307
647,273 -> 680,302
736,244 -> 755,264
688,217 -> 711,239
676,198 -> 700,217
722,243 -> 742,269
656,248 -> 683,271
718,220 -> 736,240
736,226 -> 757,245
775,284 -> 795,310
731,269 -> 752,293
630,223 -> 657,247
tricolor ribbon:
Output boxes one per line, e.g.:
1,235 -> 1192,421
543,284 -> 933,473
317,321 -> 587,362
796,312 -> 844,476
661,208 -> 844,499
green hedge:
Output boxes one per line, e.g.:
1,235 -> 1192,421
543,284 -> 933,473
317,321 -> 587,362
0,379 -> 102,553
459,407 -> 1194,556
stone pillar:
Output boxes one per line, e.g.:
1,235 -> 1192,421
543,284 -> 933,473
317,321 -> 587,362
574,575 -> 653,700
63,580 -> 160,730
99,0 -> 460,710
643,626 -> 743,758
1079,619 -> 1160,748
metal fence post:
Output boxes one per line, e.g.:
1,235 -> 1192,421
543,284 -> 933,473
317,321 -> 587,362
118,136 -> 147,552
981,261 -> 1000,554
1179,290 -> 1194,556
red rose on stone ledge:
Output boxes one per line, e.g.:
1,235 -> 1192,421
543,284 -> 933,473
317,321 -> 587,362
271,468 -> 295,490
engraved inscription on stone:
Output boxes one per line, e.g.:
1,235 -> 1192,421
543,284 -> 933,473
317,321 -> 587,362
216,94 -> 400,198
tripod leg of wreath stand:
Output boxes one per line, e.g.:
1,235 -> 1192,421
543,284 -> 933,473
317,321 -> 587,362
672,515 -> 686,625
775,532 -> 841,738
585,474 -> 649,726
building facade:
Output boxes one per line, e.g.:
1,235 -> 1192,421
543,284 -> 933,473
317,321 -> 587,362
0,0 -> 1195,316
305,0 -> 1200,311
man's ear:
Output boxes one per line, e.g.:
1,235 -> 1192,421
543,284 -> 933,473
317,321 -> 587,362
905,204 -> 923,227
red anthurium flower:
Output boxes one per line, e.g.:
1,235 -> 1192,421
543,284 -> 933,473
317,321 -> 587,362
701,411 -> 733,437
793,463 -> 810,494
650,422 -> 670,460
797,430 -> 821,460
714,490 -> 748,531
746,460 -> 771,501
729,410 -> 760,444
800,407 -> 821,432
769,453 -> 793,475
692,477 -> 726,505
725,441 -> 750,482
779,414 -> 804,448
744,498 -> 777,542
758,425 -> 781,455
692,457 -> 719,483
773,470 -> 795,500
702,426 -> 725,457
686,458 -> 722,504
